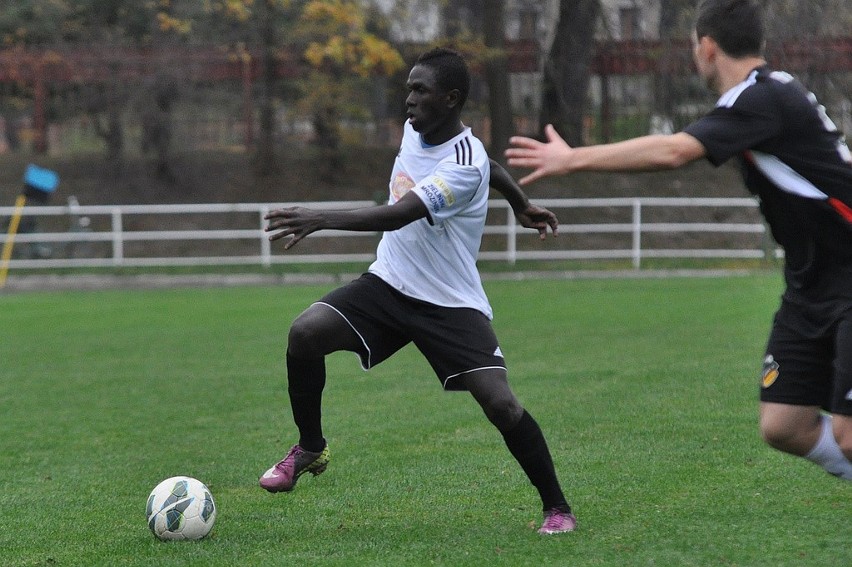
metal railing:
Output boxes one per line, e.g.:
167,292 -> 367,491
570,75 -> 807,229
0,197 -> 778,272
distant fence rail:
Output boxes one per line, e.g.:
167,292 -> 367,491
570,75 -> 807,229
0,198 -> 778,271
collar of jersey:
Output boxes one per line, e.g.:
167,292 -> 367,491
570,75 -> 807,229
420,135 -> 438,149
419,126 -> 470,149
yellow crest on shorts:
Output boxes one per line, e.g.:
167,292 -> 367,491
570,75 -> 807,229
761,354 -> 780,388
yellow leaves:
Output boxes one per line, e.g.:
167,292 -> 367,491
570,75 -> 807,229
212,0 -> 254,22
304,35 -> 347,67
303,33 -> 403,77
208,0 -> 295,22
302,0 -> 364,30
359,35 -> 404,76
156,13 -> 192,36
303,40 -> 329,68
300,0 -> 403,78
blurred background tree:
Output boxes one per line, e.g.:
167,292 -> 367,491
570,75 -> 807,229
296,0 -> 404,174
541,0 -> 601,146
0,0 -> 191,166
0,0 -> 847,201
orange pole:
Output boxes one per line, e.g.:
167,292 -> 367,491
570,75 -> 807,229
0,194 -> 28,288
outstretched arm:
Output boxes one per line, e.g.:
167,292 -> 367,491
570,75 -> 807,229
489,159 -> 558,239
265,191 -> 428,249
505,124 -> 706,185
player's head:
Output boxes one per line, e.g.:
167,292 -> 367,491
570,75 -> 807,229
694,0 -> 764,58
414,47 -> 470,109
406,47 -> 470,142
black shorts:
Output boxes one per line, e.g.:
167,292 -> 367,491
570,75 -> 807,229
315,273 -> 506,390
760,296 -> 852,415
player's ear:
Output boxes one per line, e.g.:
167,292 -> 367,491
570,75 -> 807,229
698,35 -> 718,60
446,88 -> 462,110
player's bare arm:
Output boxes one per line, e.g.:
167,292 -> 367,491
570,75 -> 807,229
505,124 -> 707,185
265,191 -> 428,249
489,159 -> 558,239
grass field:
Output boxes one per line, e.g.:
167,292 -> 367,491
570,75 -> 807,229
1,274 -> 849,566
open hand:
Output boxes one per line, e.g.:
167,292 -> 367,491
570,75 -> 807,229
515,203 -> 558,239
505,124 -> 574,185
264,207 -> 324,250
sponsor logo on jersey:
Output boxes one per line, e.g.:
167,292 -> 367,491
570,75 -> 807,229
761,354 -> 780,388
391,172 -> 416,201
421,175 -> 455,213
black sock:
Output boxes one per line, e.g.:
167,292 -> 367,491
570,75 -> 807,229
286,351 -> 327,453
501,410 -> 570,512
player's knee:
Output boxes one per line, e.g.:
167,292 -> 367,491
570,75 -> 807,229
759,419 -> 796,452
287,316 -> 322,358
482,396 -> 524,431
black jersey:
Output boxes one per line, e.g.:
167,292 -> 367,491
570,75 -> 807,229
684,66 -> 852,300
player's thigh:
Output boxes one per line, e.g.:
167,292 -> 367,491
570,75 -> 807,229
296,274 -> 414,368
412,306 -> 506,390
760,303 -> 833,407
288,302 -> 363,358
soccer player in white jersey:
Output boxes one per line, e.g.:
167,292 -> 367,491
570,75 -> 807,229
260,47 -> 577,534
507,0 -> 852,481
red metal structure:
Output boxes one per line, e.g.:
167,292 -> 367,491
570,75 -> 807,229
1,38 -> 849,153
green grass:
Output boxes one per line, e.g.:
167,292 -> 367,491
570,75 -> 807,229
1,274 -> 849,566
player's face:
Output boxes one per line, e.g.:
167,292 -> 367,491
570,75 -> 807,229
405,64 -> 457,142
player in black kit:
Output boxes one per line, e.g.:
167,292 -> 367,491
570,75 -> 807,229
506,0 -> 852,480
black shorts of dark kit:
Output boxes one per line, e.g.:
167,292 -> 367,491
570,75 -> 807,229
314,273 -> 506,390
760,296 -> 852,416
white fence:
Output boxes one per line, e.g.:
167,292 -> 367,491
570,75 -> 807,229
0,198 -> 778,271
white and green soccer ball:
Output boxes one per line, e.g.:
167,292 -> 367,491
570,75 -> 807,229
146,476 -> 217,541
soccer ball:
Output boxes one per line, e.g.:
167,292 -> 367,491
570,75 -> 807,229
146,476 -> 217,541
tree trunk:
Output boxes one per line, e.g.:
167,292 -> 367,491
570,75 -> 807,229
93,77 -> 124,164
651,0 -> 691,134
540,0 -> 600,146
255,0 -> 278,175
483,0 -> 512,162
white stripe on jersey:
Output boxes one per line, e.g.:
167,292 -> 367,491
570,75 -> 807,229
748,150 -> 828,200
718,69 -> 834,200
769,70 -> 794,84
716,70 -> 758,108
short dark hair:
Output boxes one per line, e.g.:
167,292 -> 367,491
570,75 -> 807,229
695,0 -> 764,58
415,47 -> 471,108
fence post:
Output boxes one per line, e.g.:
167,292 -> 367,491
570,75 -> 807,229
111,208 -> 124,267
260,206 -> 271,267
632,199 -> 642,269
506,204 -> 517,265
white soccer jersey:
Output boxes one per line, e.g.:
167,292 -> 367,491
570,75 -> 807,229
368,121 -> 493,318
